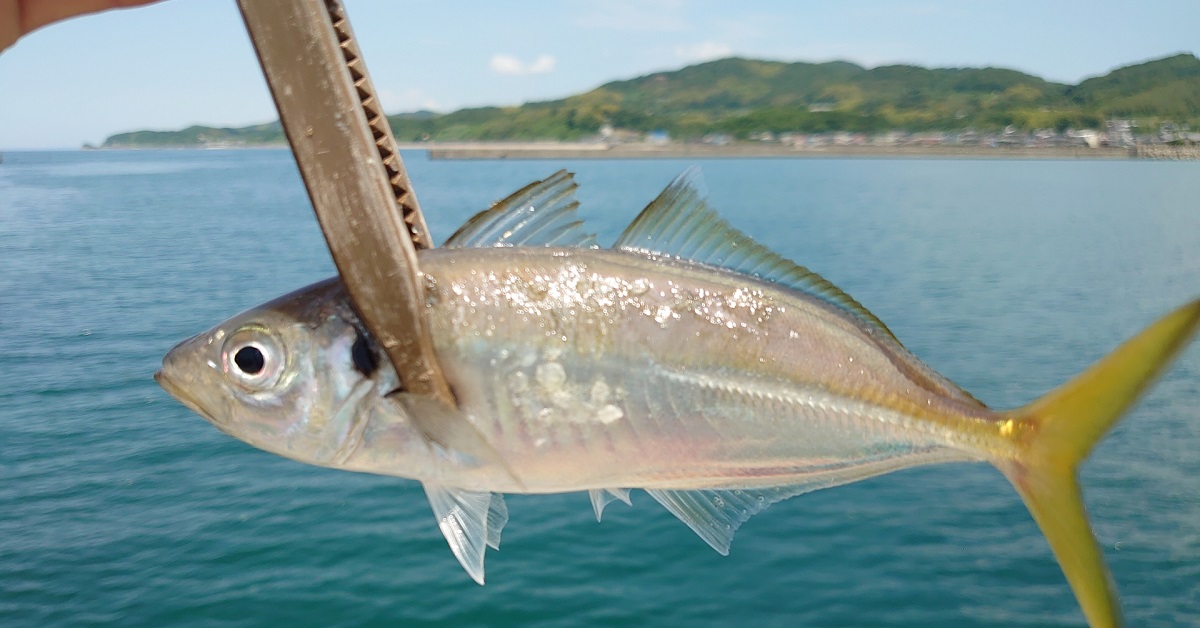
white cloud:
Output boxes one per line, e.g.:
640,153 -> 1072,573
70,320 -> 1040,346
489,54 -> 557,76
489,54 -> 524,75
675,41 -> 734,63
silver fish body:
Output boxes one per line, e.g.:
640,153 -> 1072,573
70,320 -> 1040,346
344,246 -> 990,494
157,170 -> 1200,626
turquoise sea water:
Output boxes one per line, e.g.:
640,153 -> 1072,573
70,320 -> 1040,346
2,149 -> 1198,626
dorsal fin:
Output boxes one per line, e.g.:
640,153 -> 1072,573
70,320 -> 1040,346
444,170 -> 598,248
614,168 -> 900,343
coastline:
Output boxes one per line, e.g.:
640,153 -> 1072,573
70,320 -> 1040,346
77,142 -> 1200,161
412,142 -> 1200,162
415,142 -> 1145,161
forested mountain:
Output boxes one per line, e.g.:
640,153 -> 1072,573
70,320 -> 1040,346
102,53 -> 1200,147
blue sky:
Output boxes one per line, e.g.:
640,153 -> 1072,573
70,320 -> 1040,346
1,0 -> 1197,149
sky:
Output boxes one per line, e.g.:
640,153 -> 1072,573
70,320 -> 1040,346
1,0 -> 1197,149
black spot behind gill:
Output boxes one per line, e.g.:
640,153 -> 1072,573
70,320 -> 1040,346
351,330 -> 379,377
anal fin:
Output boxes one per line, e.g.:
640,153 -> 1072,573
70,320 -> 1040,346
646,484 -> 829,555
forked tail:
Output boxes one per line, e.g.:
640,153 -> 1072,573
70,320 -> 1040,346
996,298 -> 1200,627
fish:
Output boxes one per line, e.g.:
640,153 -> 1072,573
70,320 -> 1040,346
156,169 -> 1199,627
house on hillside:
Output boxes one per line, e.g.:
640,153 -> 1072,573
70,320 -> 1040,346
598,123 -> 642,144
702,133 -> 733,146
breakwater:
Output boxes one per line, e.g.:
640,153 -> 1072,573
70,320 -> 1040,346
1135,144 -> 1200,160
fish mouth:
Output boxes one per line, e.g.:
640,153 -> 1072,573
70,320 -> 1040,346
155,368 -> 220,425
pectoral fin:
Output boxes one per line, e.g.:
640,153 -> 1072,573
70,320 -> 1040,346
391,393 -> 524,489
423,484 -> 509,585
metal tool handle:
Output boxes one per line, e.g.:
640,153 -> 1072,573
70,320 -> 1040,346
238,0 -> 454,407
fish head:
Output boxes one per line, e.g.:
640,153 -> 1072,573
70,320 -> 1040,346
156,277 -> 386,466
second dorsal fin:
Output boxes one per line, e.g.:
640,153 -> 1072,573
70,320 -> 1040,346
443,170 -> 599,248
614,168 -> 900,343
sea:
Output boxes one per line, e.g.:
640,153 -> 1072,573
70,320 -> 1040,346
1,149 -> 1198,627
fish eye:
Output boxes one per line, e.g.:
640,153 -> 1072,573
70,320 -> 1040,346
234,345 -> 266,375
222,326 -> 285,390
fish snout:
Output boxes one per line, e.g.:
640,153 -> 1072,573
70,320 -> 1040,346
156,335 -> 222,424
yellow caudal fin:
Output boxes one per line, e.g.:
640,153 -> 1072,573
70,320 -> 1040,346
998,298 -> 1200,628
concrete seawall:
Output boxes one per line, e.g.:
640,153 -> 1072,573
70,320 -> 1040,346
1135,144 -> 1200,160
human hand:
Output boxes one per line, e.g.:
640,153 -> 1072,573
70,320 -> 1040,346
2,0 -> 162,52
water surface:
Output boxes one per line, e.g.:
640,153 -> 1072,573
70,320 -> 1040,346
2,150 -> 1198,626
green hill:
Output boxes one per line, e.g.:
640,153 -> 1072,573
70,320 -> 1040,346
103,122 -> 283,148
1067,53 -> 1200,119
102,53 -> 1200,147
